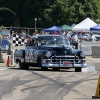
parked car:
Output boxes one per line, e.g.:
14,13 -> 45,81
93,34 -> 100,41
14,35 -> 87,72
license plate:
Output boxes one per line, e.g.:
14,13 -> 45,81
63,61 -> 70,64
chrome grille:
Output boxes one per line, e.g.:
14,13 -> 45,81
51,56 -> 79,63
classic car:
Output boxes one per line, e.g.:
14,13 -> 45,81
14,35 -> 87,72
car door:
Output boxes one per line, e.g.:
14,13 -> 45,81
25,38 -> 37,63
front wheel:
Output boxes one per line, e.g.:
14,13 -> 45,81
38,57 -> 48,71
75,68 -> 82,72
18,60 -> 29,70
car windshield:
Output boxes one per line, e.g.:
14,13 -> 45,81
37,36 -> 70,46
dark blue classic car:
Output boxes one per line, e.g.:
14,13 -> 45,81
14,35 -> 87,72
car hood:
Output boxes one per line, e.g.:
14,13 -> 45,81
40,45 -> 75,55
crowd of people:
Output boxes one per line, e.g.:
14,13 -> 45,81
0,28 -> 99,43
0,29 -> 29,40
62,30 -> 97,42
31,29 -> 99,42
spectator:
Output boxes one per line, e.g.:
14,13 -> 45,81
12,31 -> 17,37
64,30 -> 71,41
9,29 -> 13,36
87,32 -> 96,42
79,31 -> 87,42
77,32 -> 81,39
15,31 -> 18,35
24,30 -> 30,39
12,31 -> 15,35
71,32 -> 79,42
33,30 -> 39,36
61,29 -> 65,35
56,31 -> 60,35
19,30 -> 26,39
0,34 -> 3,45
43,31 -> 48,35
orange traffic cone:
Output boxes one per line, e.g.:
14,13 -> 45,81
6,56 -> 10,67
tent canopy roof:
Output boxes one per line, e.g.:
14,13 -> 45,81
71,24 -> 76,27
90,24 -> 100,31
44,26 -> 62,32
72,17 -> 97,32
60,24 -> 72,30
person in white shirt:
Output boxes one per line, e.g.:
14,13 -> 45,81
87,32 -> 96,42
64,30 -> 71,41
61,29 -> 66,35
79,31 -> 87,42
71,32 -> 79,42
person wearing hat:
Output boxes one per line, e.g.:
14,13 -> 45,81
87,32 -> 96,42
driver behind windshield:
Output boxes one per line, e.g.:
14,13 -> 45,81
26,37 -> 36,46
37,36 -> 69,46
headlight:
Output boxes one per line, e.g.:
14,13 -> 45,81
45,51 -> 51,57
80,52 -> 86,57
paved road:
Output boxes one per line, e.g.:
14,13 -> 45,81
0,53 -> 99,100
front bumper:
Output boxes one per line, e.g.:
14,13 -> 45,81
42,63 -> 87,68
42,58 -> 87,68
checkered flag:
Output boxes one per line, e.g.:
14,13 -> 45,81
13,34 -> 27,46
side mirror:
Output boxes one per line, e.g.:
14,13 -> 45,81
71,44 -> 75,49
72,46 -> 75,49
15,49 -> 17,52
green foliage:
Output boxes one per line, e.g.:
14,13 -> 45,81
0,25 -> 6,30
0,0 -> 100,28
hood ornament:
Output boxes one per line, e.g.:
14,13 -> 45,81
63,50 -> 67,54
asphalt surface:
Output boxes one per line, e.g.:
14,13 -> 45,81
0,53 -> 100,100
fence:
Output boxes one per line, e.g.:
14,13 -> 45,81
79,42 -> 100,55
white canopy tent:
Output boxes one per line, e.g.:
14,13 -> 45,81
72,17 -> 97,32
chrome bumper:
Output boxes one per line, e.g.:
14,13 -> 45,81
42,57 -> 87,68
42,63 -> 87,68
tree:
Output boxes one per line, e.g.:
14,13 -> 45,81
0,0 -> 100,28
